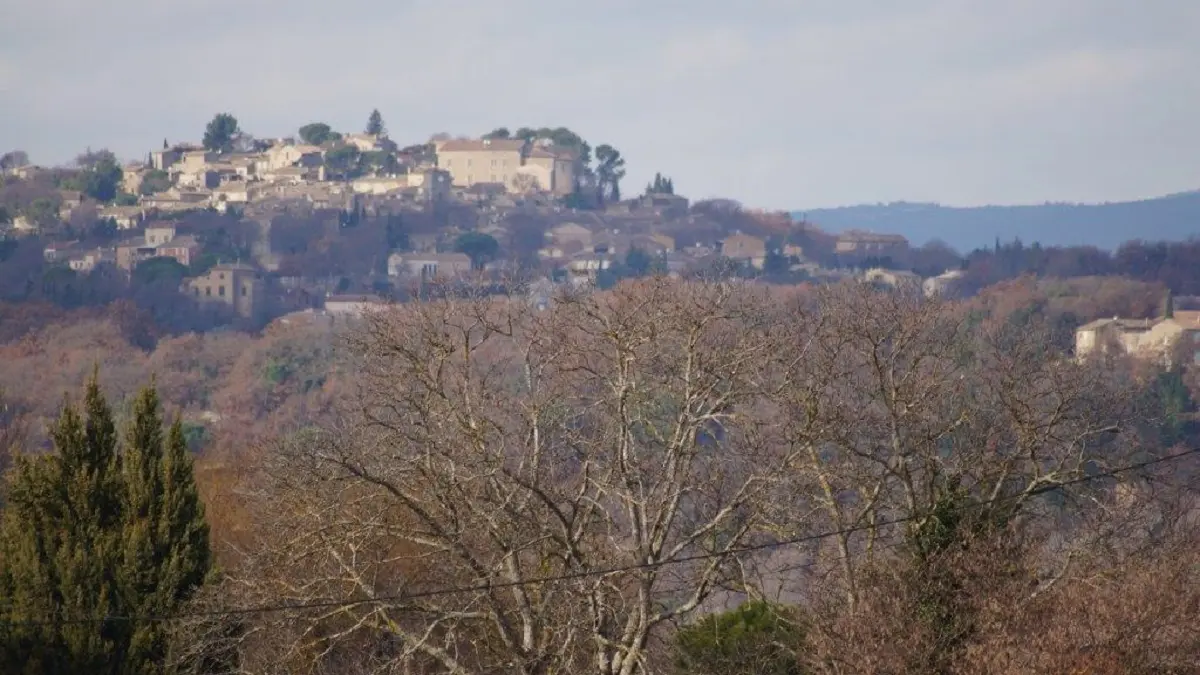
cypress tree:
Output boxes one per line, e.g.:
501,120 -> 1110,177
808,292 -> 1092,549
118,386 -> 211,674
0,374 -> 125,674
0,375 -> 212,674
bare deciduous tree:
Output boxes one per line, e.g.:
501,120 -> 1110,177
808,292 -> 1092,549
205,279 -> 803,674
180,279 -> 1187,675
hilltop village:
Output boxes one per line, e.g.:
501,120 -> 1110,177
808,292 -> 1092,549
1,111 -> 951,329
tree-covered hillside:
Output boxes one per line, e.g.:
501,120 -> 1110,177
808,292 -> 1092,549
796,190 -> 1200,251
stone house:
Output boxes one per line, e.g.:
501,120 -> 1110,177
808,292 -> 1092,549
1075,310 -> 1200,365
351,176 -> 408,195
122,165 -> 150,195
211,182 -> 252,205
344,133 -> 395,153
520,144 -> 576,195
835,230 -> 910,256
184,262 -> 264,319
157,235 -> 200,267
67,249 -> 115,273
98,205 -> 147,229
324,293 -> 388,316
150,147 -> 186,171
387,252 -> 472,279
436,139 -> 525,190
549,222 -> 594,248
406,168 -> 452,202
263,144 -> 323,171
863,267 -> 921,288
721,233 -> 767,268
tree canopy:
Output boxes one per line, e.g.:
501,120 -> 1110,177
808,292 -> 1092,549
646,172 -> 675,195
452,231 -> 500,269
594,143 -> 626,203
202,113 -> 240,153
365,109 -> 386,136
0,374 -> 210,672
298,122 -> 339,146
0,150 -> 30,170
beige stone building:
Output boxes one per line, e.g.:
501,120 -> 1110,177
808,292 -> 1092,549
116,223 -> 200,270
387,252 -> 472,280
435,138 -> 576,195
1075,310 -> 1200,365
835,230 -> 910,256
863,267 -> 921,288
436,138 -> 524,188
520,145 -> 576,195
721,233 -> 767,268
184,263 -> 264,319
263,144 -> 324,171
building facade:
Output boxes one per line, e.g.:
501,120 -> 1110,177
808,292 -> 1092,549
184,262 -> 264,319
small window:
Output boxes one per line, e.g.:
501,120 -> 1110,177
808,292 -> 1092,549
205,287 -> 211,297
219,273 -> 225,280
193,287 -> 199,297
241,286 -> 247,297
219,286 -> 225,297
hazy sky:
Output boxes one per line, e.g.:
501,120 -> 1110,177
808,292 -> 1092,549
2,0 -> 1197,210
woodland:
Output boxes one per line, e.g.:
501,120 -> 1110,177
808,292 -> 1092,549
0,274 -> 1198,674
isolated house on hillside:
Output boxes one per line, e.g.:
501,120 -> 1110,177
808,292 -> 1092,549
835,230 -> 909,256
387,252 -> 472,280
1075,309 -> 1200,365
721,233 -> 767,269
184,262 -> 265,319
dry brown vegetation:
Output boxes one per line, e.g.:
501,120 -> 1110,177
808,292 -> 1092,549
160,279 -> 1200,674
2,277 -> 1198,674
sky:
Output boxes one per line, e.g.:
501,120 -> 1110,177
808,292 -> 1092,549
1,0 -> 1198,211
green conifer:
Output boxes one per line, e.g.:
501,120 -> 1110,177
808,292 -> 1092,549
0,375 -> 212,674
119,386 -> 211,673
0,373 -> 125,673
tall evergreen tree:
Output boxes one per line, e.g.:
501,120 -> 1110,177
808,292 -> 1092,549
119,386 -> 211,674
0,375 -> 212,674
366,108 -> 386,136
0,374 -> 125,673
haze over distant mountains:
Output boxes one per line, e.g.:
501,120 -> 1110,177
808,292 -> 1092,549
793,190 -> 1200,254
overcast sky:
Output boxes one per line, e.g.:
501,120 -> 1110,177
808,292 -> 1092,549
1,0 -> 1197,210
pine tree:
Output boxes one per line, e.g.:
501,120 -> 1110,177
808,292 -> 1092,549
119,386 -> 211,674
1164,289 -> 1176,319
0,373 -> 125,673
366,108 -> 386,136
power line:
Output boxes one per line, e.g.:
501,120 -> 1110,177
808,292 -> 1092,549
2,446 -> 1197,628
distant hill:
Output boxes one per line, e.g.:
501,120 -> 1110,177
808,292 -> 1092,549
793,190 -> 1200,253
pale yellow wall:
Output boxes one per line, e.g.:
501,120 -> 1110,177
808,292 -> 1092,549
437,149 -> 522,188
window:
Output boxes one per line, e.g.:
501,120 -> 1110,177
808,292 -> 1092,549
205,287 -> 211,297
193,287 -> 199,297
241,285 -> 247,297
490,159 -> 497,168
218,273 -> 225,280
219,286 -> 225,297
